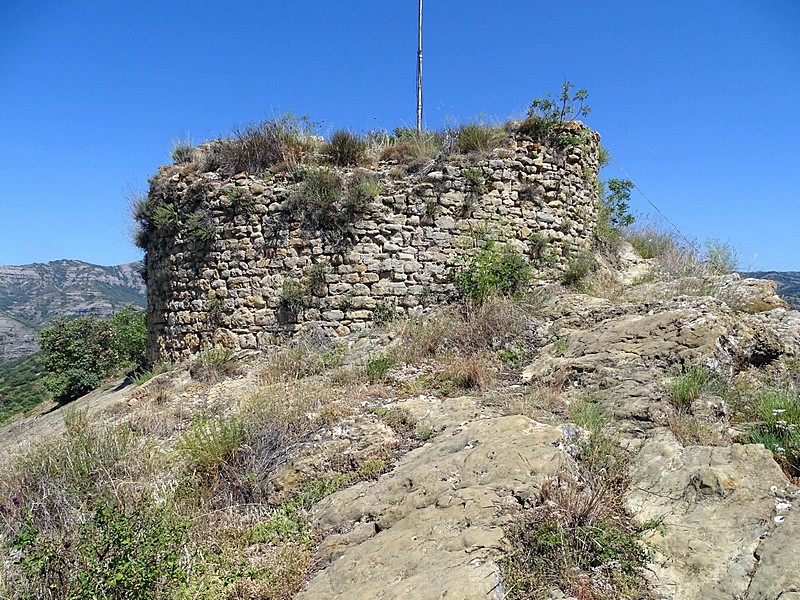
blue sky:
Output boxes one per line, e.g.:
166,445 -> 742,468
1,1 -> 798,270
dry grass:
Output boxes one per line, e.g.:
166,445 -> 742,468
501,429 -> 652,599
668,414 -> 727,446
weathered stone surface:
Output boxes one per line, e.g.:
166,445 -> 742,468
626,429 -> 796,600
718,275 -> 789,313
296,397 -> 569,600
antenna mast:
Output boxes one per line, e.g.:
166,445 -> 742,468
416,0 -> 423,133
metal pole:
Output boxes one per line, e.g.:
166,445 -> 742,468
416,0 -> 423,133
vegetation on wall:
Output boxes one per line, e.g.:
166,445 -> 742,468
518,81 -> 591,148
286,168 -> 380,240
453,242 -> 533,306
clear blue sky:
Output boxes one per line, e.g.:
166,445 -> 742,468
1,1 -> 798,270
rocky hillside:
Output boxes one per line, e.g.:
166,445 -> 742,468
0,260 -> 145,358
2,245 -> 800,599
747,271 -> 800,309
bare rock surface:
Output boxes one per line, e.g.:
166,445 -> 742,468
297,396 -> 568,600
626,429 -> 798,599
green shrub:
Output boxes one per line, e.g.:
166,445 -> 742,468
288,168 -> 376,242
365,353 -> 398,382
372,298 -> 397,326
454,242 -> 533,306
39,306 -> 146,403
180,416 -> 246,476
454,123 -> 503,154
597,144 -> 611,168
560,252 -> 595,287
200,114 -> 319,177
186,209 -> 215,243
501,430 -> 650,599
569,396 -> 609,433
190,347 -> 240,383
171,140 -> 195,164
11,496 -> 188,599
289,167 -> 344,228
379,128 -> 443,170
747,388 -> 800,476
668,365 -> 709,412
596,178 -> 635,244
152,203 -> 180,231
519,81 -> 591,148
461,167 -> 486,192
344,171 -> 380,215
0,354 -> 48,423
705,239 -> 738,275
279,279 -> 310,321
324,130 -> 367,166
625,226 -> 676,259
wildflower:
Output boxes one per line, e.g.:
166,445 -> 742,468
11,497 -> 20,507
88,469 -> 99,478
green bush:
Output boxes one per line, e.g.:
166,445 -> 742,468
171,140 -> 195,164
365,353 -> 398,382
668,365 -> 709,412
179,416 -> 246,476
288,168 -> 376,242
39,306 -> 147,403
186,209 -> 215,243
379,128 -> 443,170
324,130 -> 367,167
519,81 -> 590,148
290,167 -> 344,228
345,171 -> 380,215
704,239 -> 738,275
596,178 -> 635,244
454,123 -> 503,154
454,242 -> 532,306
199,114 -> 319,177
625,226 -> 676,259
11,496 -> 188,599
560,252 -> 595,287
747,388 -> 800,476
279,279 -> 311,321
0,354 -> 48,423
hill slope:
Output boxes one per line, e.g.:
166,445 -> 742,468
0,260 -> 146,359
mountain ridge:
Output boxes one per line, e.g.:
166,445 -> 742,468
0,259 -> 146,359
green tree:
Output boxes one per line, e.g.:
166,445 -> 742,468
39,306 -> 146,403
603,179 -> 635,228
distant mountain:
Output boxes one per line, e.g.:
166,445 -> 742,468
0,260 -> 146,359
745,271 -> 800,310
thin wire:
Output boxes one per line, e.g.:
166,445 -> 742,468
610,156 -> 700,252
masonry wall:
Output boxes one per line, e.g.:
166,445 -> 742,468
144,127 -> 600,363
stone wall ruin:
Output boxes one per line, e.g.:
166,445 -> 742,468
143,126 -> 601,363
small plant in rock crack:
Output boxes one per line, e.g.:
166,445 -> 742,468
372,298 -> 398,326
461,167 -> 486,193
364,353 -> 398,382
279,279 -> 310,321
668,365 -> 710,413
